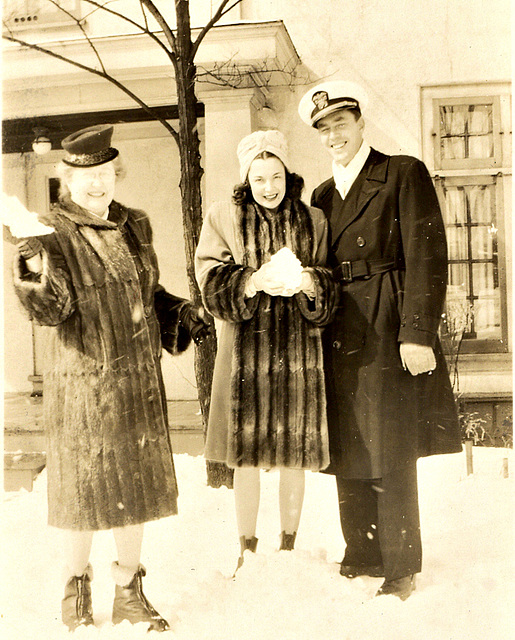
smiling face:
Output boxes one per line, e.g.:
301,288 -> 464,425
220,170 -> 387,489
316,109 -> 365,166
247,155 -> 287,210
66,161 -> 116,215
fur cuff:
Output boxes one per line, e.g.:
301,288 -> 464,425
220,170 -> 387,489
295,266 -> 339,326
111,561 -> 146,587
202,264 -> 259,323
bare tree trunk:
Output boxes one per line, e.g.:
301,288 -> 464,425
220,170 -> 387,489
175,1 -> 233,488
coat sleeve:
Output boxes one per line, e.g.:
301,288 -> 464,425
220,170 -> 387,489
153,286 -> 192,355
397,158 -> 448,347
132,207 -> 193,355
295,208 -> 340,326
195,202 -> 260,323
13,234 -> 75,326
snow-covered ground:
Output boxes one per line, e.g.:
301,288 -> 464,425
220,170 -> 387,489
2,447 -> 513,640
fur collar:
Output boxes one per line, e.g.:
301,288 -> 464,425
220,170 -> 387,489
54,197 -> 129,229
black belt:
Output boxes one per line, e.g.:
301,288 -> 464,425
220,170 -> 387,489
333,259 -> 401,283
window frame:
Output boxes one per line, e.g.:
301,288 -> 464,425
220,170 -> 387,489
421,82 -> 511,356
432,95 -> 503,171
434,173 -> 508,353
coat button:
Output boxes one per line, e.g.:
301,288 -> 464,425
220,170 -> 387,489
413,313 -> 420,320
144,305 -> 152,317
333,340 -> 342,350
413,322 -> 419,329
356,236 -> 366,247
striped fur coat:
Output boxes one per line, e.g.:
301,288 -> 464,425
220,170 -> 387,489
13,198 -> 192,530
195,199 -> 339,470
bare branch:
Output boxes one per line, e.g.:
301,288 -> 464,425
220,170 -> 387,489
196,57 -> 314,91
192,0 -> 243,59
139,0 -> 177,55
2,34 -> 179,144
138,0 -> 151,32
82,0 -> 173,60
46,0 -> 106,72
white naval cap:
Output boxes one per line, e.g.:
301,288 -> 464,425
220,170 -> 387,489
298,80 -> 369,127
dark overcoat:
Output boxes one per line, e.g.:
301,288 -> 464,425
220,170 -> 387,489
13,198 -> 191,530
311,148 -> 461,479
195,200 -> 339,470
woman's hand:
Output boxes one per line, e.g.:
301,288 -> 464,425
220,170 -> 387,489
251,261 -> 287,296
17,237 -> 44,273
179,304 -> 212,345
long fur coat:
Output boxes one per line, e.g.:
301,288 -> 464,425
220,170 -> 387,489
195,198 -> 339,470
13,198 -> 192,530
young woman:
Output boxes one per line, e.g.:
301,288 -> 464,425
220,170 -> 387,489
195,130 -> 338,568
12,124 -> 209,631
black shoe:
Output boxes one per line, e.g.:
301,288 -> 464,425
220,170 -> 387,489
234,536 -> 258,574
340,563 -> 384,578
376,574 -> 416,601
279,531 -> 297,551
61,565 -> 94,631
112,565 -> 169,632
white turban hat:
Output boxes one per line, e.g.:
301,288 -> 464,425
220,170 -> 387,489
237,129 -> 289,183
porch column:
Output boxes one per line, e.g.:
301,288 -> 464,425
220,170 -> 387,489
202,88 -> 266,209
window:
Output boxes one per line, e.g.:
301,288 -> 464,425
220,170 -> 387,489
435,174 -> 507,351
422,83 -> 511,354
433,96 -> 503,170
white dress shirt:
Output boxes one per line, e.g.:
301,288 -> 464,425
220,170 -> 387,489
333,141 -> 371,200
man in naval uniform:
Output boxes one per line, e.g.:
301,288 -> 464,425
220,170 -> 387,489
298,81 -> 461,600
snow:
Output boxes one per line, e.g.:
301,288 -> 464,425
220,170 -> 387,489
2,447 -> 513,639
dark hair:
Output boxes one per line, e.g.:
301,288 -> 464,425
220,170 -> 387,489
232,151 -> 305,205
314,107 -> 362,127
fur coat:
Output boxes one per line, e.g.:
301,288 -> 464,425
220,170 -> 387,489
195,199 -> 339,470
13,198 -> 192,530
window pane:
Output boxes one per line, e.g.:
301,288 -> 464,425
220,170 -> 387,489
439,102 -> 494,161
446,226 -> 468,260
472,263 -> 501,340
445,284 -> 473,335
443,187 -> 467,224
468,134 -> 494,158
469,104 -> 492,134
470,226 -> 496,260
449,263 -> 470,294
442,137 -> 465,160
469,184 -> 493,224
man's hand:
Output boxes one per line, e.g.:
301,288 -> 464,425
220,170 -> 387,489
399,342 -> 436,376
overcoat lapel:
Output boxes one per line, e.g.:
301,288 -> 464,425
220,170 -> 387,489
329,149 -> 389,250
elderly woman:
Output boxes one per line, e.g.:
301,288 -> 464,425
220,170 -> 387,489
195,130 -> 338,570
13,124 -> 209,632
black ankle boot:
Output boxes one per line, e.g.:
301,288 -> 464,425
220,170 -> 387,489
234,535 -> 258,573
112,563 -> 169,632
61,564 -> 94,631
279,531 -> 297,551
376,574 -> 417,601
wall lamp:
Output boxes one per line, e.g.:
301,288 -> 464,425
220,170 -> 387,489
32,127 -> 52,155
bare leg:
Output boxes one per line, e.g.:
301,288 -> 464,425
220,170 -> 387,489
279,468 -> 305,535
113,523 -> 144,574
233,467 -> 260,538
63,530 -> 94,577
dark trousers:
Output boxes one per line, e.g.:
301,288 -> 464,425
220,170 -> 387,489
336,464 -> 422,581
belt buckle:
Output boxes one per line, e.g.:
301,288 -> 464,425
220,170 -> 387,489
340,261 -> 353,282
